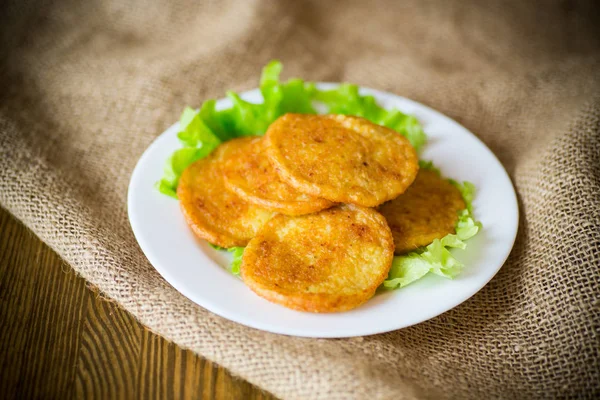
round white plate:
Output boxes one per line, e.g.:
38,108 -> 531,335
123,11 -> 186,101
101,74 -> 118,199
128,84 -> 519,338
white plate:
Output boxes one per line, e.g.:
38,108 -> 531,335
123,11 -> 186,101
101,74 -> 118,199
128,84 -> 519,338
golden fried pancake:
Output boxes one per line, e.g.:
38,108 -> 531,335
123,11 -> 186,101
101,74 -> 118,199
177,138 -> 273,248
222,137 -> 334,215
241,204 -> 394,313
378,169 -> 466,254
265,114 -> 419,207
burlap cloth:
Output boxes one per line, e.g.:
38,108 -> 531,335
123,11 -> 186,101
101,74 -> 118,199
1,0 -> 599,398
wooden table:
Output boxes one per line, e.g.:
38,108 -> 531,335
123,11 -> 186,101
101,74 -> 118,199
0,207 -> 277,399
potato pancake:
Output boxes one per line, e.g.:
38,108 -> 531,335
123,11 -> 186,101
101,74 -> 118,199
378,169 -> 466,254
222,137 -> 334,215
265,114 -> 419,207
177,138 -> 273,248
241,204 -> 394,313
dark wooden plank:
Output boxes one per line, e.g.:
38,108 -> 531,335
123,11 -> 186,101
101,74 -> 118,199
137,326 -> 276,400
75,292 -> 142,399
0,207 -> 277,400
0,208 -> 86,400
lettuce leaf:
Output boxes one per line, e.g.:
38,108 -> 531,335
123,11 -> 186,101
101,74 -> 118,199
224,61 -> 318,136
176,106 -> 222,148
312,83 -> 427,150
155,106 -> 224,198
197,100 -> 236,141
157,60 -> 427,199
383,175 -> 482,289
450,180 -> 476,214
228,247 -> 244,275
156,146 -> 216,198
418,160 -> 441,175
207,245 -> 244,275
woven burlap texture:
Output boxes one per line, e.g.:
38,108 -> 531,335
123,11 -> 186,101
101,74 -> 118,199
1,1 -> 599,399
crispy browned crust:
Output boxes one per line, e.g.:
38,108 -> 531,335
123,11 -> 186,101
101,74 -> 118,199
241,205 -> 394,313
377,169 -> 466,254
264,114 -> 419,207
221,136 -> 334,215
177,138 -> 273,248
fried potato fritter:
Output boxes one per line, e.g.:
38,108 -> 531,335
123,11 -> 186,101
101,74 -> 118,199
177,138 -> 273,248
377,169 -> 466,254
222,137 -> 334,215
265,114 -> 419,207
241,204 -> 394,312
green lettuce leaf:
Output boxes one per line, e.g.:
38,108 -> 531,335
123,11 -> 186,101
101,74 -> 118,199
418,160 -> 441,175
260,61 -> 316,116
198,100 -> 236,141
155,106 -> 224,198
280,79 -> 316,114
176,106 -> 222,148
450,180 -> 476,214
157,60 -> 428,199
156,146 -> 216,198
228,247 -> 244,275
383,174 -> 481,290
225,61 -> 317,136
312,84 -> 427,150
226,91 -> 274,135
207,245 -> 245,275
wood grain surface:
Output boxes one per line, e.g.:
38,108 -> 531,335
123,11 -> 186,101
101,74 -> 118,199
0,207 -> 277,400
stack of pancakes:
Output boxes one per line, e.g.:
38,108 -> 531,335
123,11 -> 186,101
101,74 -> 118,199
178,114 -> 464,312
